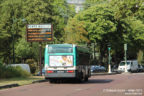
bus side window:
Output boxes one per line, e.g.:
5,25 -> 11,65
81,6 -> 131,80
131,62 -> 133,66
76,53 -> 79,64
76,48 -> 80,64
79,52 -> 89,65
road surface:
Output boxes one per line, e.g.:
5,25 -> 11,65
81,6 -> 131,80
0,73 -> 144,96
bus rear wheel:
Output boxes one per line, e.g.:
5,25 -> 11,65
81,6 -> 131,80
84,76 -> 88,82
49,79 -> 56,83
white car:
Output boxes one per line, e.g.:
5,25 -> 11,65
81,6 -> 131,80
118,60 -> 138,72
8,64 -> 31,73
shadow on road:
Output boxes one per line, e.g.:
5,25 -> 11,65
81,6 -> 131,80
84,79 -> 113,84
47,79 -> 113,84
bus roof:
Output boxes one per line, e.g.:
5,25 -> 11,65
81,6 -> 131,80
46,44 -> 75,48
46,44 -> 90,54
77,46 -> 90,54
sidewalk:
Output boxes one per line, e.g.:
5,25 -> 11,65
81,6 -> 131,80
0,76 -> 45,90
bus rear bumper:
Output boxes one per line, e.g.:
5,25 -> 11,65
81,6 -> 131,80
45,71 -> 76,78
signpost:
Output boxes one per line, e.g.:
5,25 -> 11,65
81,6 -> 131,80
124,44 -> 128,72
26,24 -> 53,75
108,44 -> 112,73
26,24 -> 53,42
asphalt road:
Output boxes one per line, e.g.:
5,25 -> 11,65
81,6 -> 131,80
0,73 -> 144,96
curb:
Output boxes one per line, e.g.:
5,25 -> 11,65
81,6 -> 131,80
0,80 -> 47,90
32,79 -> 48,83
0,84 -> 19,89
91,72 -> 119,76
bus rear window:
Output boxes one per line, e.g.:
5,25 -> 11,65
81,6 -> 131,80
48,44 -> 73,53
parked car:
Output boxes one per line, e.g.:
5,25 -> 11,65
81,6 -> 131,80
91,65 -> 106,73
118,60 -> 139,72
112,65 -> 122,73
95,66 -> 106,72
138,65 -> 144,72
91,66 -> 96,73
37,68 -> 45,76
8,64 -> 31,73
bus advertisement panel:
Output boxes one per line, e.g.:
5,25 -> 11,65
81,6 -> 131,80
49,56 -> 73,67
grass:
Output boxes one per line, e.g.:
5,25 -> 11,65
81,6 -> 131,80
0,76 -> 44,86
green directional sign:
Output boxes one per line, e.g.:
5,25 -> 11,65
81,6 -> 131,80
108,44 -> 111,51
124,44 -> 127,51
108,47 -> 111,51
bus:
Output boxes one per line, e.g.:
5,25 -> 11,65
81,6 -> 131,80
44,44 -> 91,83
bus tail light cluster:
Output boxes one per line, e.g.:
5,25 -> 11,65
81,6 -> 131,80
47,70 -> 53,73
67,70 -> 74,73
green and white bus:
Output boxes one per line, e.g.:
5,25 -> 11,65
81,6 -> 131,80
44,44 -> 91,83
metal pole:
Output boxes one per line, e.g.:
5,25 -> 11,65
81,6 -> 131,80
124,50 -> 128,72
108,48 -> 112,73
94,43 -> 96,59
124,44 -> 128,72
39,42 -> 42,76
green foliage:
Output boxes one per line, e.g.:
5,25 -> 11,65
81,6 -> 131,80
137,50 -> 143,65
66,0 -> 144,65
0,0 -> 27,63
15,38 -> 32,59
0,63 -> 31,78
130,19 -> 144,41
0,0 -> 144,66
0,0 -> 73,63
65,3 -> 117,45
25,59 -> 37,74
111,0 -> 143,20
84,0 -> 108,9
77,4 -> 116,42
64,18 -> 89,44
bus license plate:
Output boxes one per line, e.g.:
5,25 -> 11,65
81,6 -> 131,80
57,71 -> 64,73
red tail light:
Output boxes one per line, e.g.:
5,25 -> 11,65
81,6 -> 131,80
67,70 -> 74,73
47,70 -> 53,73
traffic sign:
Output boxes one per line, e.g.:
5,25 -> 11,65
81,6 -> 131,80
124,44 -> 127,51
108,47 -> 111,51
107,44 -> 111,51
26,24 -> 53,42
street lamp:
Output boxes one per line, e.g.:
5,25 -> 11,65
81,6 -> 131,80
108,44 -> 112,73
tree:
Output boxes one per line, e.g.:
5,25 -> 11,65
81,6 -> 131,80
0,0 -> 74,63
137,50 -> 143,65
111,0 -> 144,59
64,18 -> 89,44
75,4 -> 117,64
0,0 -> 24,63
66,0 -> 144,65
15,38 -> 32,62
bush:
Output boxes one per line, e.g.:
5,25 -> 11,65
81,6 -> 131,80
25,59 -> 37,74
0,63 -> 31,79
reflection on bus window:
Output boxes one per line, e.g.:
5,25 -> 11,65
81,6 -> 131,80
48,45 -> 73,53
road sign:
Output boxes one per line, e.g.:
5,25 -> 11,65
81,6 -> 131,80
108,44 -> 111,51
26,24 -> 53,42
108,47 -> 111,51
124,44 -> 127,51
